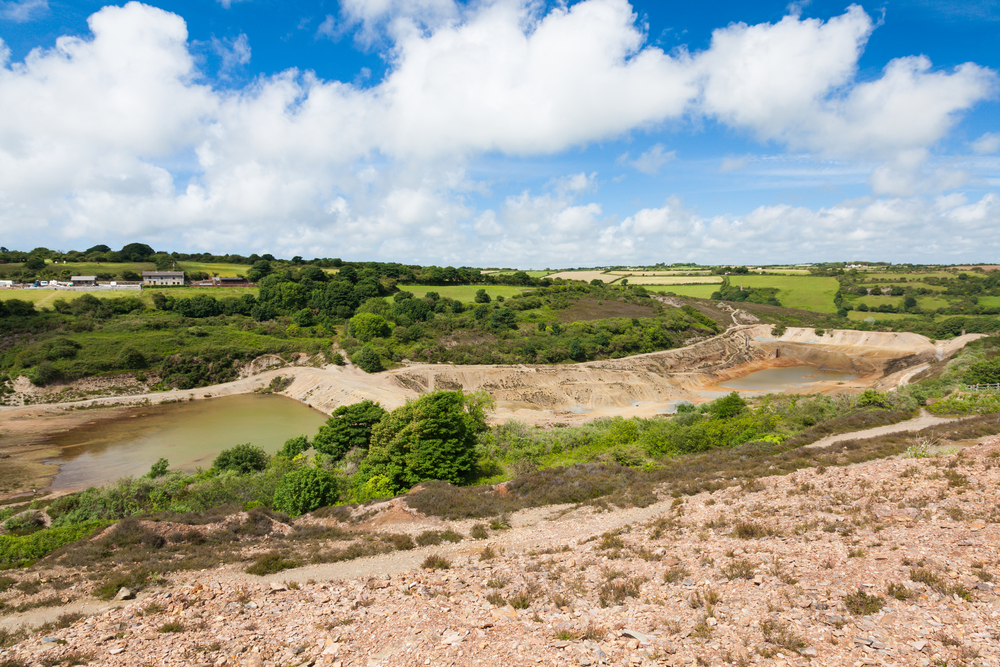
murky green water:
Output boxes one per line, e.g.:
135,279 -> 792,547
44,394 -> 328,491
719,366 -> 860,392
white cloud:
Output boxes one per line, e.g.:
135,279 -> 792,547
211,33 -> 251,77
629,144 -> 676,174
719,156 -> 749,173
972,132 -> 1000,155
316,15 -> 338,41
217,0 -> 249,9
0,1 -> 997,265
1,0 -> 47,22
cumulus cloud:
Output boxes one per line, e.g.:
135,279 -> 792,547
0,0 -> 997,264
1,0 -> 47,22
211,33 -> 251,77
972,132 -> 1000,154
625,144 -> 676,174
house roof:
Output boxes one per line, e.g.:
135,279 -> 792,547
71,276 -> 97,281
141,271 -> 184,277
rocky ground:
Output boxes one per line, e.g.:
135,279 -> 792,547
2,435 -> 999,667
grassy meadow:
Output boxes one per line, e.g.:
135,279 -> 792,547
401,284 -> 530,301
1,286 -> 258,310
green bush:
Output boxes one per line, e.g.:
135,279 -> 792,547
278,435 -> 311,459
213,444 -> 270,474
349,313 -> 390,342
313,400 -> 387,461
0,521 -> 109,568
352,345 -> 382,373
964,358 -> 1000,385
272,466 -> 340,516
360,390 -> 493,492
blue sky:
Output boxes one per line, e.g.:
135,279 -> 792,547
0,0 -> 997,266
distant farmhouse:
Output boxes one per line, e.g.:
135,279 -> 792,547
142,271 -> 185,286
70,276 -> 97,287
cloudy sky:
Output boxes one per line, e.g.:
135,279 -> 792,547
0,0 -> 998,266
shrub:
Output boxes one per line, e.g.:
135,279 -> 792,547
146,458 -> 170,479
421,554 -> 450,570
312,400 -> 387,461
352,345 -> 382,373
0,520 -> 109,568
213,444 -> 269,474
272,466 -> 340,516
349,313 -> 390,342
470,524 -> 489,540
246,551 -> 298,576
360,390 -> 492,491
278,435 -> 311,459
843,588 -> 884,615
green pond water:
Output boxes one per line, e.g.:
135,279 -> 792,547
43,394 -> 328,491
719,366 -> 860,392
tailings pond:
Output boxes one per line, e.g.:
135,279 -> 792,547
719,366 -> 860,393
43,394 -> 328,491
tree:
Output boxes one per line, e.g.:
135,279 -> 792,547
963,358 -> 1000,385
313,400 -> 387,461
489,307 -> 518,330
706,392 -> 747,419
272,466 -> 340,516
350,312 -> 390,342
360,390 -> 493,492
120,242 -> 155,259
353,345 -> 383,372
213,444 -> 270,474
474,289 -> 491,303
279,435 -> 311,459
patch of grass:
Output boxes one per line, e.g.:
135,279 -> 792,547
470,524 -> 489,540
94,568 -> 151,600
732,521 -> 774,539
479,545 -> 497,561
415,529 -> 463,546
887,583 -> 916,600
245,551 -> 298,576
663,565 -> 689,583
722,559 -> 755,581
421,554 -> 450,570
598,577 -> 643,607
760,619 -> 807,652
158,621 -> 185,633
843,588 -> 884,616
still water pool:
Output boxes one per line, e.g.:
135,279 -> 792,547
719,366 -> 860,392
43,394 -> 328,491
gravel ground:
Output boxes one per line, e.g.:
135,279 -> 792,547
3,436 -> 999,667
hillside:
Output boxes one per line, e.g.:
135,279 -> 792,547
1,433 -> 997,666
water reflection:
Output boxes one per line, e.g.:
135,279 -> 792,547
44,394 -> 328,491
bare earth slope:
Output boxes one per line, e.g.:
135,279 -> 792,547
4,436 -> 999,667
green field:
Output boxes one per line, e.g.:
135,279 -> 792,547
176,262 -> 252,277
847,310 -> 915,321
757,268 -> 812,275
401,285 -> 530,301
735,275 -> 841,313
1,286 -> 258,309
0,261 -> 155,276
856,271 -> 955,280
977,296 -> 1000,308
644,284 -> 720,299
485,270 -> 549,277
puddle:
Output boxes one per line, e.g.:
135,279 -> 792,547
42,394 -> 328,491
719,366 -> 860,393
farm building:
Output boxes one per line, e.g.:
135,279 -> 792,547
142,271 -> 185,286
70,276 -> 97,287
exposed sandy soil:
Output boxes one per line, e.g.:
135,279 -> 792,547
3,435 -> 999,667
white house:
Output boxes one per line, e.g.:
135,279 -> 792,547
142,271 -> 185,286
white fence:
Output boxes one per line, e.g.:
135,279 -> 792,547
963,383 -> 1000,392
